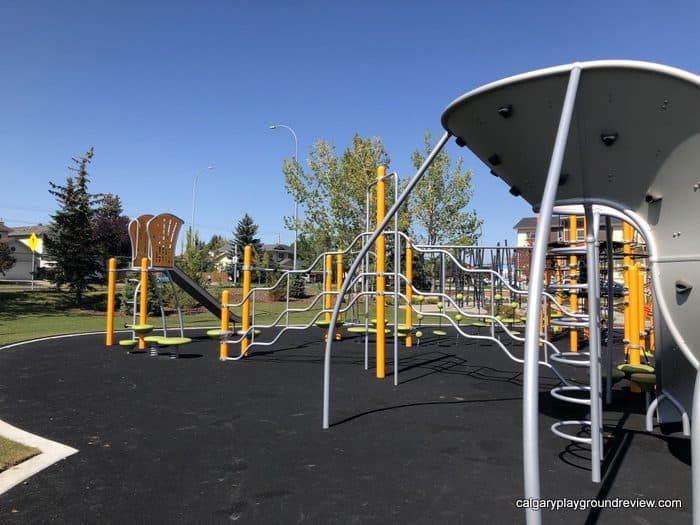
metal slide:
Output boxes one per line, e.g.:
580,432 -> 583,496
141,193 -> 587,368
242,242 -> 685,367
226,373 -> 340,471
168,266 -> 241,323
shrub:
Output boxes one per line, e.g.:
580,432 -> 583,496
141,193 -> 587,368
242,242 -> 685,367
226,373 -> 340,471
119,273 -> 161,316
289,274 -> 306,299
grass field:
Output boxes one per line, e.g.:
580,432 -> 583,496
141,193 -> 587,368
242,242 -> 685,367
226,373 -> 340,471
0,280 -> 555,348
0,435 -> 40,473
0,284 -> 334,346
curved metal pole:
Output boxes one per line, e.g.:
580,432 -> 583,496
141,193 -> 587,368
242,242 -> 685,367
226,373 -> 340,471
522,65 -> 581,524
322,131 -> 451,429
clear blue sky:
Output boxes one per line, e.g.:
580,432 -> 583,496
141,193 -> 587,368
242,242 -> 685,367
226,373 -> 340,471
1,1 -> 698,248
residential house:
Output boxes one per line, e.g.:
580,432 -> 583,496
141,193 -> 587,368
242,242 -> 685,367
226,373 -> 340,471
514,215 -> 643,283
0,223 -> 51,281
212,242 -> 296,278
513,215 -> 627,248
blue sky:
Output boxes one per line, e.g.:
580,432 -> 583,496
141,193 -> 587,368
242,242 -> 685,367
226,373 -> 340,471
1,1 -> 698,248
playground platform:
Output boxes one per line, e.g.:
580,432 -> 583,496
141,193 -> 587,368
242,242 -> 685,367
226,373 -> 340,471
0,330 -> 691,524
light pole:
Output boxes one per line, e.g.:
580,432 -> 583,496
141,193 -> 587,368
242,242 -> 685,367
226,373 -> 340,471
269,124 -> 299,271
191,165 -> 215,241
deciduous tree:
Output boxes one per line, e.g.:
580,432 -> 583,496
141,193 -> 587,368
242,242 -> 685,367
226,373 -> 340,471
408,131 -> 482,291
282,134 -> 393,261
0,242 -> 16,276
93,193 -> 130,267
179,228 -> 206,283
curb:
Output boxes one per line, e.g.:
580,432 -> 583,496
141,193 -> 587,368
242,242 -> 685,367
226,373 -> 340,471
0,420 -> 78,495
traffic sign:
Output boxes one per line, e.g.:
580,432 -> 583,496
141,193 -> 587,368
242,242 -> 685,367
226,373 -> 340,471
28,232 -> 38,252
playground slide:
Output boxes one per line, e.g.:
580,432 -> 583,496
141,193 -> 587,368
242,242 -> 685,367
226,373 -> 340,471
168,267 -> 240,324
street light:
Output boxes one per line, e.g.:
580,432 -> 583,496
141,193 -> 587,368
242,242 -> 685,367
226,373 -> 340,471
191,165 -> 215,238
269,124 -> 299,271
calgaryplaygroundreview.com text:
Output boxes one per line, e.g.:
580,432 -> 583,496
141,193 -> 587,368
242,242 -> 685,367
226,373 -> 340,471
515,497 -> 683,511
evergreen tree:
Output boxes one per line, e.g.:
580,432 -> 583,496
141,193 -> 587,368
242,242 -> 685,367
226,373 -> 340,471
206,234 -> 227,252
0,242 -> 16,276
93,193 -> 131,268
179,227 -> 206,283
45,148 -> 101,304
231,213 -> 262,255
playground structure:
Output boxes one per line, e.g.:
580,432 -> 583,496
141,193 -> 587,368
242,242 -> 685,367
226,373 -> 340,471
209,165 -> 622,389
105,184 -> 653,397
105,212 -> 240,356
321,60 -> 700,524
97,62 -> 696,523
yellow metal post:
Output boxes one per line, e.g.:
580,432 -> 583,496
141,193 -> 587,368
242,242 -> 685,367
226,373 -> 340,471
335,253 -> 343,340
637,264 -> 646,357
376,166 -> 386,378
319,254 -> 333,342
138,256 -> 149,350
568,215 -> 578,353
540,272 -> 549,342
622,222 -> 633,355
405,240 -> 413,347
324,254 -> 333,322
241,245 -> 252,356
106,257 -> 117,346
645,277 -> 655,352
220,290 -> 230,360
628,263 -> 641,366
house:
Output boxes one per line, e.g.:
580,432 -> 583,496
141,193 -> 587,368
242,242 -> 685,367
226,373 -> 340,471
212,242 -> 296,276
513,215 -> 628,248
259,243 -> 294,271
0,223 -> 50,281
513,214 -> 644,284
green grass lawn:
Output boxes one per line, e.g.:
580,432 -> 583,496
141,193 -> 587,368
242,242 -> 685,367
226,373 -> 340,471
0,286 -> 331,346
0,435 -> 40,472
0,285 -> 552,347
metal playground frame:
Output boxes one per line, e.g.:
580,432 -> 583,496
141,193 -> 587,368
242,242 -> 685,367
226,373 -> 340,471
322,60 -> 700,524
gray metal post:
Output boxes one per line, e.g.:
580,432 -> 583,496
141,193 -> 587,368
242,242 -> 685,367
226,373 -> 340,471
322,131 -> 451,429
490,278 -> 495,339
522,66 -> 581,524
605,216 -> 614,404
365,187 -> 371,370
585,205 -> 602,482
393,173 -> 400,386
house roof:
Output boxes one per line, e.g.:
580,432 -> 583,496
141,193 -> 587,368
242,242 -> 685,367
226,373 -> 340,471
8,224 -> 49,237
513,216 -> 563,230
261,243 -> 292,251
513,217 -> 537,230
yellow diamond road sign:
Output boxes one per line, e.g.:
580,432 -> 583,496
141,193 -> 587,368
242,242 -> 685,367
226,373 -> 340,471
28,232 -> 39,252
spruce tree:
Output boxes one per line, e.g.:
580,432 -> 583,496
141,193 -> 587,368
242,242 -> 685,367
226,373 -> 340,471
45,148 -> 101,304
231,213 -> 263,255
